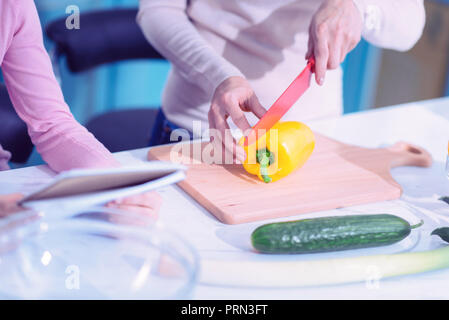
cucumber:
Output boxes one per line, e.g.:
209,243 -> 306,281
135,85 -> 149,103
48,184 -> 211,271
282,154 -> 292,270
251,214 -> 423,254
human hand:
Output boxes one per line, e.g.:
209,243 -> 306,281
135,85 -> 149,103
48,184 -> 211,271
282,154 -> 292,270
0,194 -> 38,245
208,76 -> 267,163
0,193 -> 25,218
306,0 -> 362,85
106,191 -> 162,221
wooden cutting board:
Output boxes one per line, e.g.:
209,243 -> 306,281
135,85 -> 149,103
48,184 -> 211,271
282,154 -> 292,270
148,134 -> 432,224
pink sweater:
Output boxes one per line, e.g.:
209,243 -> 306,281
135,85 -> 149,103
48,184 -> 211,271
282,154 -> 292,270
0,0 -> 118,172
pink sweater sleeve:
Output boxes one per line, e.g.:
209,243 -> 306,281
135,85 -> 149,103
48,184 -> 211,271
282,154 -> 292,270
1,0 -> 119,173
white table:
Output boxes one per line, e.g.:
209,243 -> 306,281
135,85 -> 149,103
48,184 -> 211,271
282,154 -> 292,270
1,98 -> 449,299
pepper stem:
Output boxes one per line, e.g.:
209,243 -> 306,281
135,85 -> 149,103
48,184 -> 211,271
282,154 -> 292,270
256,149 -> 274,183
410,220 -> 424,229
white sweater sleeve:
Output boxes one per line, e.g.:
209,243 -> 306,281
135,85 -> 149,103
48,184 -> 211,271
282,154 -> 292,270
352,0 -> 426,51
137,0 -> 243,94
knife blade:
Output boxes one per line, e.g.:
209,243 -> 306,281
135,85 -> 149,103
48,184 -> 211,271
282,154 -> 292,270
244,58 -> 315,146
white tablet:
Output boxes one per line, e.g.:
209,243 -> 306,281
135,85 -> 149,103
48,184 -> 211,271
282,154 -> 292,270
20,161 -> 186,215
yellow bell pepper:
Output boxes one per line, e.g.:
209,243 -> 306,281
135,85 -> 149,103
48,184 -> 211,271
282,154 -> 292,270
239,121 -> 315,183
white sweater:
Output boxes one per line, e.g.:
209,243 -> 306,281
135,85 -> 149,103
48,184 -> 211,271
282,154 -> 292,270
137,0 -> 425,133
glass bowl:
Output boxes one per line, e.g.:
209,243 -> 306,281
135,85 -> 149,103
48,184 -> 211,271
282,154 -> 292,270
0,207 -> 199,299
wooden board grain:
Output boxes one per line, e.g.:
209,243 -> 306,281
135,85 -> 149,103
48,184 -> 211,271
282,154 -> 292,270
148,134 -> 432,224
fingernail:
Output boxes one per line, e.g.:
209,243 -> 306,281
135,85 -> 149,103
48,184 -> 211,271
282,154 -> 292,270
319,77 -> 324,86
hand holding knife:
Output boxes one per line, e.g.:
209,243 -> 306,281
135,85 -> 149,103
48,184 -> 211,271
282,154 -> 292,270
244,57 -> 315,146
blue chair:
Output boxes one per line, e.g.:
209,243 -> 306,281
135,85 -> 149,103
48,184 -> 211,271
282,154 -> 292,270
0,83 -> 34,163
45,8 -> 165,152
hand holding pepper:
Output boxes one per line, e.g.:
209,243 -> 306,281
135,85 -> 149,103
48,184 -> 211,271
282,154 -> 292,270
0,194 -> 25,218
209,76 -> 267,163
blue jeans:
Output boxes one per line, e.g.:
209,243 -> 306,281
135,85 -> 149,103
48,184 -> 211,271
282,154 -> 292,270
149,109 -> 193,147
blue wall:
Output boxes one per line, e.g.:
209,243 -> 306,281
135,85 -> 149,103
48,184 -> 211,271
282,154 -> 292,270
342,40 -> 382,113
36,0 -> 169,124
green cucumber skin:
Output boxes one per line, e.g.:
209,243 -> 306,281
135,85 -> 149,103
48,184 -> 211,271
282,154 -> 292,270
251,214 -> 412,254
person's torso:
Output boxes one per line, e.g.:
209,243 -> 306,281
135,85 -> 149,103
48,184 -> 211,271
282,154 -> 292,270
188,0 -> 321,67
163,0 -> 342,132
